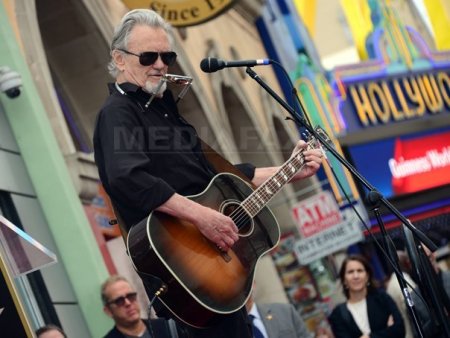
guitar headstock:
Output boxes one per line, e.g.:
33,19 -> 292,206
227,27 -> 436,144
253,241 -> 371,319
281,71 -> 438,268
315,126 -> 331,144
303,126 -> 330,151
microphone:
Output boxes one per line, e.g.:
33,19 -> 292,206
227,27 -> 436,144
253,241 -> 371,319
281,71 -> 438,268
200,57 -> 272,73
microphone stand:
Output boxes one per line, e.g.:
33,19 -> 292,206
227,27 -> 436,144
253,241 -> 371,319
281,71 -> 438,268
244,66 -> 444,336
366,191 -> 424,337
404,226 -> 450,337
244,67 -> 435,250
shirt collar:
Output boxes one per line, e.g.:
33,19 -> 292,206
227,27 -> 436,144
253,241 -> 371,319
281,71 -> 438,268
109,82 -> 143,95
249,302 -> 261,320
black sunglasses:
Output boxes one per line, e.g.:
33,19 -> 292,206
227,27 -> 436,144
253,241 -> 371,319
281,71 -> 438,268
118,49 -> 177,66
107,292 -> 138,307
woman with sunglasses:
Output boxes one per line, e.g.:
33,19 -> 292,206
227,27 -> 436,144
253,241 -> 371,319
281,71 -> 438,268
94,8 -> 323,338
328,254 -> 405,338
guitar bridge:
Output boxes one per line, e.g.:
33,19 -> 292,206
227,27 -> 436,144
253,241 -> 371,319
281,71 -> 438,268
220,251 -> 232,263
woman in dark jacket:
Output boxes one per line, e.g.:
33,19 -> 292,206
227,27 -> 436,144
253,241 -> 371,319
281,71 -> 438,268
329,254 -> 405,338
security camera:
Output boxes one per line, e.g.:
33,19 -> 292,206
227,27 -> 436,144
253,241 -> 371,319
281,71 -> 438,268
0,66 -> 22,99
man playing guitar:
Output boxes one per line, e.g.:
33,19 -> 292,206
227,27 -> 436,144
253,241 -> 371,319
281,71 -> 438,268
94,9 -> 323,338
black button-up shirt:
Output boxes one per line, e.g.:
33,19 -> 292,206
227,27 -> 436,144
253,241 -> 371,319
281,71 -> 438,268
93,83 -> 255,228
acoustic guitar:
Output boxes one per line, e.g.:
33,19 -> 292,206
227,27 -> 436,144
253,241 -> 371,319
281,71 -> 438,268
127,136 -> 319,328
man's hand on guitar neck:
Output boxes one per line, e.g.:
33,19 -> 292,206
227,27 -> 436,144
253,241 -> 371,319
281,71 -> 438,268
156,193 -> 239,251
291,140 -> 323,181
252,140 -> 323,187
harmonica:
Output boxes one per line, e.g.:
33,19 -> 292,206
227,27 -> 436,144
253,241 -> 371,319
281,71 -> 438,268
163,74 -> 193,85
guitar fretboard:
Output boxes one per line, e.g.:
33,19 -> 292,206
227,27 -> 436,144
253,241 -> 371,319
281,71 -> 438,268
240,141 -> 314,218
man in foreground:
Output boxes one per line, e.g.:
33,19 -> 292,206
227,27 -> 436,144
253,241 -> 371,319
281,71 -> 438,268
94,9 -> 323,338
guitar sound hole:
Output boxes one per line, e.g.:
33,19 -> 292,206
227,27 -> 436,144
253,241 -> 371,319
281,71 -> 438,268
221,200 -> 253,237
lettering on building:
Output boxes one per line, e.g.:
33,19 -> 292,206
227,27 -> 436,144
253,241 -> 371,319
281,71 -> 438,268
389,146 -> 450,178
346,71 -> 450,127
122,0 -> 235,27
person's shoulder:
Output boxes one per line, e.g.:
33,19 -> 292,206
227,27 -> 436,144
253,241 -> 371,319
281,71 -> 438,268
328,301 -> 348,322
100,90 -> 136,114
441,269 -> 450,279
102,326 -> 124,338
373,287 -> 385,293
329,301 -> 345,315
367,288 -> 386,298
95,91 -> 142,129
258,302 -> 293,312
441,270 -> 450,288
368,288 -> 397,305
257,302 -> 300,324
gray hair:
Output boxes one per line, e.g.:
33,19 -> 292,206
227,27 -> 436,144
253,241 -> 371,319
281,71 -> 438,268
108,9 -> 174,77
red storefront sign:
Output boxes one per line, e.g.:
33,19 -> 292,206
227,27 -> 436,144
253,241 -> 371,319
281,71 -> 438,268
292,191 -> 343,238
390,132 -> 450,195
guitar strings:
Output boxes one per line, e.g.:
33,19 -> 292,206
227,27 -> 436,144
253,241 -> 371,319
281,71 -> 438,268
227,140 -> 316,228
230,161 -> 307,229
232,152 -> 307,223
227,149 -> 309,229
228,139 -> 317,227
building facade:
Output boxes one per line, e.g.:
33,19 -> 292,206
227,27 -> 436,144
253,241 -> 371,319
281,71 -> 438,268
1,0 -> 317,336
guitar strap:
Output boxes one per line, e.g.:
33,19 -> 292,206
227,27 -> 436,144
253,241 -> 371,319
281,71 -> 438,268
199,139 -> 256,189
109,139 -> 256,240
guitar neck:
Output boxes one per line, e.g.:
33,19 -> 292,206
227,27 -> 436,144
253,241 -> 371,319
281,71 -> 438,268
241,145 -> 311,217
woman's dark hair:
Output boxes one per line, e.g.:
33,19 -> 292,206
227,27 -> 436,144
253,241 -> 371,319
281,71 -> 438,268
339,254 -> 378,299
36,324 -> 67,338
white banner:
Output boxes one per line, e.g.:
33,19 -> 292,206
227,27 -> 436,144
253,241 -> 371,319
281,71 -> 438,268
293,203 -> 365,265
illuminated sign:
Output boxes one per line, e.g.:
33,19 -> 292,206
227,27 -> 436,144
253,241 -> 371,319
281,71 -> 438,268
390,132 -> 450,195
340,69 -> 450,131
122,0 -> 235,27
345,128 -> 450,199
